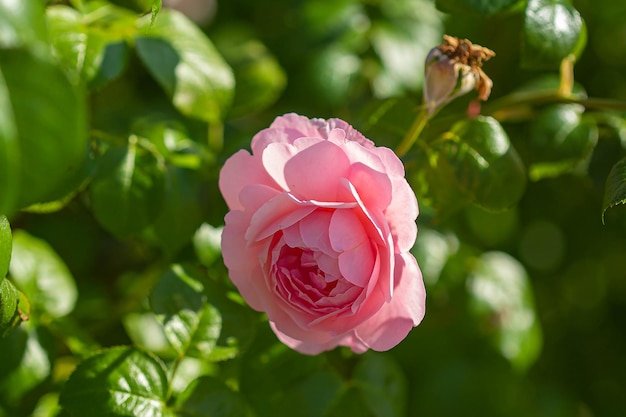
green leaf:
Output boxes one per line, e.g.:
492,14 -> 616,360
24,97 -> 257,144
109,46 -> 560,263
0,215 -> 11,280
433,116 -> 527,211
213,26 -> 286,116
9,230 -> 77,319
435,0 -> 522,15
529,105 -> 598,180
522,0 -> 586,69
353,353 -> 407,417
46,5 -> 133,89
136,9 -> 234,123
59,346 -> 174,417
0,49 -> 88,208
90,138 -> 166,238
0,68 -> 19,216
151,0 -> 161,25
0,278 -> 19,337
150,264 -> 222,359
602,157 -> 626,223
175,376 -> 252,417
151,167 -> 208,255
0,324 -> 55,405
0,0 -> 48,50
467,251 -> 542,372
193,223 -> 223,268
325,386 -> 374,417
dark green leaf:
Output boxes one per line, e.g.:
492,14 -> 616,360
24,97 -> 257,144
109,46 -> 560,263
90,138 -> 166,237
602,157 -> 626,223
0,324 -> 55,405
46,5 -> 133,89
9,230 -> 77,319
0,69 -> 19,216
435,0 -> 522,15
151,167 -> 208,255
0,49 -> 88,208
434,116 -> 526,211
467,251 -> 542,372
353,353 -> 407,417
150,265 -> 222,359
529,105 -> 598,180
0,0 -> 48,50
59,346 -> 174,417
136,9 -> 234,122
0,215 -> 10,280
522,0 -> 586,69
175,376 -> 252,417
324,386 -> 374,417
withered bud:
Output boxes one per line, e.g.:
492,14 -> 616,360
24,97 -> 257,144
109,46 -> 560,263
423,35 -> 495,115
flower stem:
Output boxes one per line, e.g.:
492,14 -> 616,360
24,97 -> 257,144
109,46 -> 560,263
396,107 -> 430,158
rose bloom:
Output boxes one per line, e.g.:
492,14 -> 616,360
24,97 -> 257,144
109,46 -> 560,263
219,113 -> 425,354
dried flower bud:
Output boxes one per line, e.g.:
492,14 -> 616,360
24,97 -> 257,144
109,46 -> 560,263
423,35 -> 495,115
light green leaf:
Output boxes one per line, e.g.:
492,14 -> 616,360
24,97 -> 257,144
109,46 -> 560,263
193,223 -> 223,268
46,5 -> 133,89
0,278 -> 19,337
0,0 -> 48,50
175,376 -> 252,417
602,157 -> 626,223
435,0 -> 522,15
434,116 -> 526,211
150,265 -> 222,359
151,0 -> 161,25
90,138 -> 166,237
0,324 -> 54,405
0,49 -> 88,208
522,0 -> 586,69
353,353 -> 407,417
467,251 -> 542,372
59,347 -> 174,417
0,68 -> 19,216
9,230 -> 77,319
136,9 -> 234,122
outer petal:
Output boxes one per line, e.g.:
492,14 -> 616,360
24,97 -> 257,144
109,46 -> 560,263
218,150 -> 276,210
354,252 -> 425,351
252,113 -> 322,153
385,177 -> 419,253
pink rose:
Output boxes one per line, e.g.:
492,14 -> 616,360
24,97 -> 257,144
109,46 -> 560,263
219,113 -> 425,354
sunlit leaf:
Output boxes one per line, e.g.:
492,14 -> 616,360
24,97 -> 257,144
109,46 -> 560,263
602,157 -> 626,223
150,265 -> 222,359
0,216 -> 10,280
175,376 -> 252,417
46,5 -> 133,89
0,278 -> 19,337
136,9 -> 234,123
90,138 -> 166,237
435,0 -> 522,15
433,116 -> 526,211
59,347 -> 174,417
522,0 -> 586,69
9,231 -> 77,320
0,0 -> 48,50
193,223 -> 223,268
467,251 -> 542,372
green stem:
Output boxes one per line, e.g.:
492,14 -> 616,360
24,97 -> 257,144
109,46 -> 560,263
395,108 -> 430,158
208,122 -> 224,154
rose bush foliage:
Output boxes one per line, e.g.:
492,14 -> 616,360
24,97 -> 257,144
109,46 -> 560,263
219,113 -> 425,354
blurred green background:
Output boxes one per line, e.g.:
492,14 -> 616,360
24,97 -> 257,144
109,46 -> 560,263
2,0 -> 626,416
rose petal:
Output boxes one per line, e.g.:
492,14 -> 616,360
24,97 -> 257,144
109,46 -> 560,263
355,252 -> 425,351
218,150 -> 276,210
245,193 -> 316,242
385,177 -> 419,253
349,162 -> 393,212
283,141 -> 351,201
